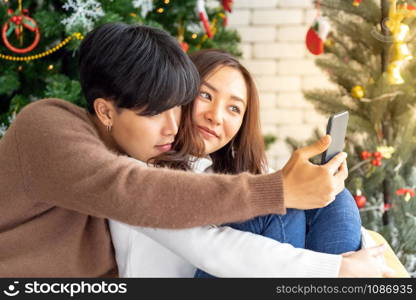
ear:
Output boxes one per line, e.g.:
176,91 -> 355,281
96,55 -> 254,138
93,98 -> 116,126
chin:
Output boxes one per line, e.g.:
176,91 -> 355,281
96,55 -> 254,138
203,144 -> 213,155
205,145 -> 219,155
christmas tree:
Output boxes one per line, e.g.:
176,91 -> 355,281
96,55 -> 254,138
298,0 -> 416,276
0,0 -> 239,136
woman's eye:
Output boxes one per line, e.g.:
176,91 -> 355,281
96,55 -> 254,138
230,106 -> 241,114
200,92 -> 212,101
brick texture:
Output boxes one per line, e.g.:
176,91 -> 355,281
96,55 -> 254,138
228,0 -> 331,170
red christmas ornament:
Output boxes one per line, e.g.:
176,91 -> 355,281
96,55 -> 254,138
398,3 -> 416,10
353,0 -> 362,7
222,0 -> 233,12
180,41 -> 189,52
197,0 -> 214,39
305,16 -> 331,55
371,158 -> 382,166
396,188 -> 415,197
354,195 -> 366,208
373,151 -> 382,159
2,8 -> 40,54
361,151 -> 372,160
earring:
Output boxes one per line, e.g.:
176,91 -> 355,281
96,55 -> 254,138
106,123 -> 112,133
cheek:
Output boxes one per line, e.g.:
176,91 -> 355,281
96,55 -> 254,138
127,122 -> 153,145
224,118 -> 243,141
175,107 -> 182,124
192,103 -> 204,123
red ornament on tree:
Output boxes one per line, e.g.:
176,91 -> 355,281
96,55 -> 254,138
180,41 -> 189,53
373,151 -> 382,159
354,195 -> 367,208
353,0 -> 362,7
361,150 -> 372,160
220,0 -> 233,27
222,0 -> 233,12
371,158 -> 382,166
305,16 -> 331,55
396,188 -> 415,202
1,6 -> 40,54
354,189 -> 366,208
196,0 -> 214,39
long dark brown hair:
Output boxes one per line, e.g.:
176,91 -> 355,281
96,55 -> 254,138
190,49 -> 267,175
154,49 -> 267,175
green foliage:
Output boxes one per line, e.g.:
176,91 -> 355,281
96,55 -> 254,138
0,69 -> 20,95
264,134 -> 277,151
43,74 -> 84,107
0,0 -> 240,130
304,0 -> 416,276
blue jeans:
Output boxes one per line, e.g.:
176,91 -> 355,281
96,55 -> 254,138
194,188 -> 361,278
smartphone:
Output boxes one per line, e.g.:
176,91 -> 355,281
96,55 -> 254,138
321,111 -> 349,164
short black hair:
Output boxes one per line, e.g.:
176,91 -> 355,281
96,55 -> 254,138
79,23 -> 200,115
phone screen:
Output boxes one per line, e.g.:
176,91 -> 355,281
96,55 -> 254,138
321,111 -> 349,164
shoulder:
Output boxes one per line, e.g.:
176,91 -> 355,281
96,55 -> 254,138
15,98 -> 95,136
18,98 -> 86,122
13,99 -> 101,157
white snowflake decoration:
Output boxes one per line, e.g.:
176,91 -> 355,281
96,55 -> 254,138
187,23 -> 203,34
0,113 -> 15,138
61,0 -> 105,32
132,0 -> 154,18
0,123 -> 7,138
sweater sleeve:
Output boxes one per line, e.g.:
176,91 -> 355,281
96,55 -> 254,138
136,226 -> 342,277
13,99 -> 286,229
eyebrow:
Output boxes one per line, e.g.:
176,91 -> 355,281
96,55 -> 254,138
201,81 -> 247,107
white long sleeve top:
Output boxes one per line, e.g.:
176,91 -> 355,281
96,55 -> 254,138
109,157 -> 343,277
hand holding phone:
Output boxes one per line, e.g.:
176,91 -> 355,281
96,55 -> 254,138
321,111 -> 349,164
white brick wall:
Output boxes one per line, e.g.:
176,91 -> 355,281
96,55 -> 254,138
252,10 -> 303,25
229,0 -> 334,170
238,27 -> 276,42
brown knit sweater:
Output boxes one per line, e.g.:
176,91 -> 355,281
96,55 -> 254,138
0,99 -> 285,277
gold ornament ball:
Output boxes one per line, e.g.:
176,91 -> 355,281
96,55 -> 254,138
324,38 -> 334,48
351,85 -> 365,99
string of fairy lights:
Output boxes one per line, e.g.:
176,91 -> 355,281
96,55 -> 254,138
0,32 -> 84,62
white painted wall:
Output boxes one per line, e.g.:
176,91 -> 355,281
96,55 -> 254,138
229,0 -> 335,169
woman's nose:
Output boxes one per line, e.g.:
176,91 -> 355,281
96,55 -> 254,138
204,105 -> 223,126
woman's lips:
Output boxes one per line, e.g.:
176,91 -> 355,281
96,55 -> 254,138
198,126 -> 219,139
155,143 -> 172,152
